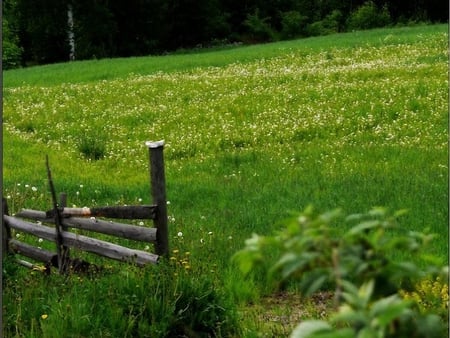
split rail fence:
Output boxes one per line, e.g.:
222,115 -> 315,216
2,141 -> 169,274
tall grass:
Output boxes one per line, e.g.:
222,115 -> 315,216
3,24 -> 448,337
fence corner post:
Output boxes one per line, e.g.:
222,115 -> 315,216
2,197 -> 11,256
145,140 -> 169,258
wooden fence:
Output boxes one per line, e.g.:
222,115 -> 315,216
2,140 -> 169,274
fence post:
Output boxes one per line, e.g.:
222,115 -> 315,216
2,197 -> 11,256
59,193 -> 70,266
146,140 -> 169,257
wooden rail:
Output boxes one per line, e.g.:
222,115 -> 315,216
2,140 -> 169,273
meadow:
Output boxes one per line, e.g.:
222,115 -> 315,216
2,24 -> 448,337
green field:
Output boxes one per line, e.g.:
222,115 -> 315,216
3,24 -> 448,337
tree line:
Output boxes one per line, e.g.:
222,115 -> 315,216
3,0 -> 448,69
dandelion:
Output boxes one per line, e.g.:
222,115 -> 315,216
177,231 -> 183,238
200,238 -> 204,244
144,245 -> 150,251
41,314 -> 48,320
208,231 -> 213,235
139,221 -> 144,226
31,186 -> 37,192
166,201 -> 171,205
38,238 -> 43,243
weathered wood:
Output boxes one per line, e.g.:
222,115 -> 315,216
2,197 -> 11,256
59,193 -> 70,261
62,233 -> 159,266
15,258 -> 51,274
16,259 -> 36,269
9,239 -> 56,265
4,215 -> 158,266
62,217 -> 157,243
9,210 -> 157,243
46,155 -> 68,273
15,209 -> 48,221
45,205 -> 157,220
146,140 -> 169,257
4,215 -> 56,242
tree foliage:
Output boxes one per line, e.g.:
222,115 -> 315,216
3,0 -> 448,67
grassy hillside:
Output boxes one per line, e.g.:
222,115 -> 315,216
3,24 -> 448,337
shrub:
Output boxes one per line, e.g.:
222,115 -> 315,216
243,9 -> 276,43
234,206 -> 448,337
2,17 -> 23,70
347,1 -> 391,31
400,277 -> 449,320
280,11 -> 309,39
307,10 -> 343,37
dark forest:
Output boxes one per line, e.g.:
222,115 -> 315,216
3,0 -> 448,68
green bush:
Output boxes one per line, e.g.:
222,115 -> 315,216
280,11 -> 309,39
234,206 -> 448,337
2,17 -> 22,70
347,1 -> 391,31
307,10 -> 343,37
243,9 -> 276,43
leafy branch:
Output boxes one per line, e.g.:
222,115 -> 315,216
233,206 -> 448,337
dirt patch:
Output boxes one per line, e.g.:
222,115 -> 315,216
243,291 -> 335,337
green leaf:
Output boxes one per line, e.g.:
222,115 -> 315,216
305,274 -> 328,297
416,314 -> 445,338
370,295 -> 410,326
269,252 -> 302,279
232,249 -> 262,275
313,328 -> 355,338
368,207 -> 386,218
391,261 -> 420,277
358,279 -> 374,306
332,304 -> 367,326
273,251 -> 322,281
341,280 -> 359,295
318,208 -> 342,223
357,327 -> 377,338
346,220 -> 380,236
393,209 -> 408,218
290,320 -> 331,338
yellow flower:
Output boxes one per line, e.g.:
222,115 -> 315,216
41,314 -> 48,320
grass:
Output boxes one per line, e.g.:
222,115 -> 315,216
2,23 -> 448,337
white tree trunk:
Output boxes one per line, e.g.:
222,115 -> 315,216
67,4 -> 75,60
